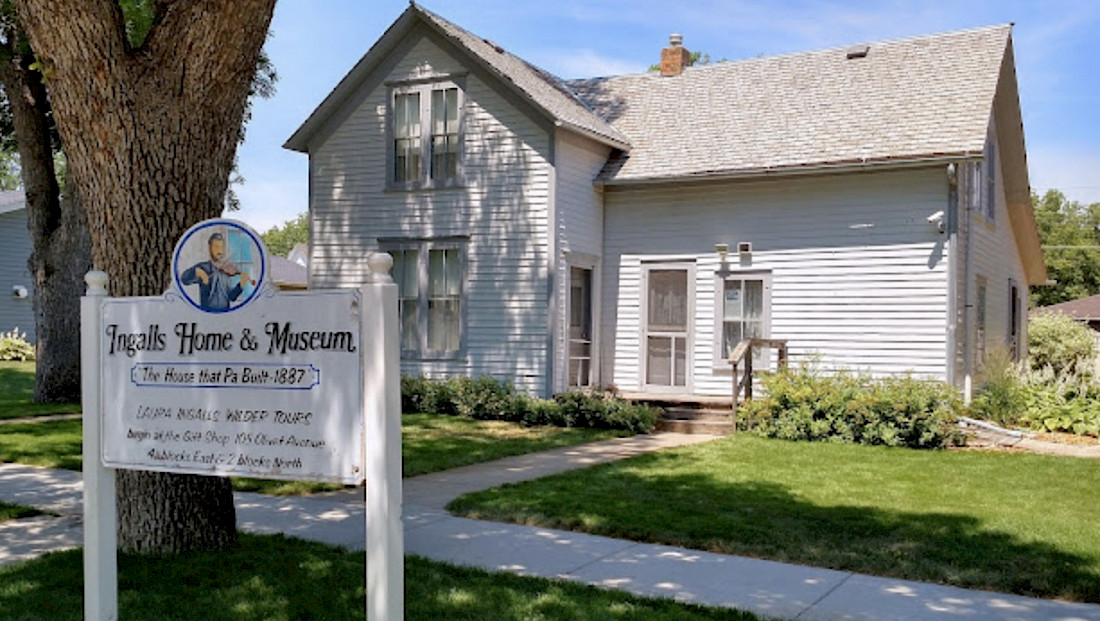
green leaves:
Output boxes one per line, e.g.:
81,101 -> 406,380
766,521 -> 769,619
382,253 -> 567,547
260,212 -> 308,257
1032,189 -> 1100,307
738,365 -> 963,449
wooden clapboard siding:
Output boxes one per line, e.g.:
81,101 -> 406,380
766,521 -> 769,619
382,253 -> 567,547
967,130 -> 1030,368
307,32 -> 554,394
0,207 -> 35,341
552,131 -> 611,391
601,168 -> 953,396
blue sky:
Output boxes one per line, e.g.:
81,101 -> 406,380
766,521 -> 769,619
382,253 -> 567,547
233,0 -> 1100,233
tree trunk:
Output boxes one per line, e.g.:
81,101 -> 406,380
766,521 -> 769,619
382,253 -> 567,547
0,31 -> 91,403
31,187 -> 90,402
14,0 -> 276,554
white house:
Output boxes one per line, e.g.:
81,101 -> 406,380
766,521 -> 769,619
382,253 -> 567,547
285,5 -> 1045,400
0,191 -> 35,341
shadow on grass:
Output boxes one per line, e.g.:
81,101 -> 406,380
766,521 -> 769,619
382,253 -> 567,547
451,466 -> 1100,603
0,420 -> 82,470
0,535 -> 758,620
0,365 -> 81,420
401,413 -> 623,477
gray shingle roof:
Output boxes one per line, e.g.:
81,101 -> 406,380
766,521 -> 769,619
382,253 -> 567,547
567,25 -> 1011,183
414,6 -> 631,149
0,190 -> 24,215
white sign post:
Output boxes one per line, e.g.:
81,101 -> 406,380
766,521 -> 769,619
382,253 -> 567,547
80,219 -> 402,620
81,270 -> 117,621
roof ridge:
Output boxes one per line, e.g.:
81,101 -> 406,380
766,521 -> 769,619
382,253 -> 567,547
568,23 -> 1013,85
413,4 -> 631,147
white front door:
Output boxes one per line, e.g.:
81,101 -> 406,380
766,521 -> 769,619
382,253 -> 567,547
642,263 -> 693,391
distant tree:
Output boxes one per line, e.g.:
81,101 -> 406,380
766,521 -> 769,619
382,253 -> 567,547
261,212 -> 308,257
1031,189 -> 1100,308
0,7 -> 91,403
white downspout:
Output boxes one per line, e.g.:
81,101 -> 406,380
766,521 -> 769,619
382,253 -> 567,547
945,164 -> 958,390
962,162 -> 975,404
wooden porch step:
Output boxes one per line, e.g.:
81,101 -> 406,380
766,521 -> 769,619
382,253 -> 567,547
656,406 -> 735,436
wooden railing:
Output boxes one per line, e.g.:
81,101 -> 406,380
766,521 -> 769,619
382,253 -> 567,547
730,338 -> 789,412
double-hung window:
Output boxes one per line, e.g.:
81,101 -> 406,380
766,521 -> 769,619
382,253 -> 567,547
970,130 -> 997,223
390,81 -> 463,188
387,240 -> 465,358
975,275 -> 988,371
715,272 -> 771,368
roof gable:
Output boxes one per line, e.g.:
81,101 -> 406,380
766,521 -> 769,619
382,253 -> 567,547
284,4 -> 629,153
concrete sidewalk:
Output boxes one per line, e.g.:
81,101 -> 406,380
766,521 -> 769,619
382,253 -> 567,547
2,434 -> 1100,620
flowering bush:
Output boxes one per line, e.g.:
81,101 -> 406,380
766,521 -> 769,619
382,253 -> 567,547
0,328 -> 34,361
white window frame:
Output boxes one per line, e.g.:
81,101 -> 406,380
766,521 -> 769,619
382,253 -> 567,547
1007,278 -> 1021,360
382,238 -> 467,360
567,264 -> 595,388
975,274 -> 988,372
640,261 -> 695,393
386,79 -> 465,190
970,128 -> 997,224
713,270 -> 772,370
983,131 -> 997,222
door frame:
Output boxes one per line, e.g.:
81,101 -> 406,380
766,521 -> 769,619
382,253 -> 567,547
640,261 -> 695,393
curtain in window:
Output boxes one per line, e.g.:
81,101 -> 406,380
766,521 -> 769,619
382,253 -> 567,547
394,92 -> 421,182
427,248 -> 460,352
392,249 -> 420,352
722,279 -> 765,360
431,88 -> 458,181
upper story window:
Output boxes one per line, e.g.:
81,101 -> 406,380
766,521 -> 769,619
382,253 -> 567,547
389,81 -> 463,189
970,130 -> 997,223
983,136 -> 997,221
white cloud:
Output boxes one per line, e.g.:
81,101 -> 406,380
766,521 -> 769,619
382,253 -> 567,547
227,178 -> 309,234
535,48 -> 648,79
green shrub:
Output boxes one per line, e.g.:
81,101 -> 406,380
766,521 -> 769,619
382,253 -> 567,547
969,348 -> 1028,426
738,364 -> 963,449
0,328 -> 34,362
400,376 -> 656,433
553,390 -> 659,433
1014,367 -> 1100,436
1028,312 -> 1096,375
969,346 -> 1100,438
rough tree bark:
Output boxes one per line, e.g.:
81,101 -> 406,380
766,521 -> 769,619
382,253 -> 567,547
14,0 -> 276,553
0,43 -> 91,404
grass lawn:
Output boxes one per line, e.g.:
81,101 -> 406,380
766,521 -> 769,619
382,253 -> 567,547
0,414 -> 628,494
0,501 -> 42,522
0,362 -> 81,420
449,435 -> 1100,603
401,412 -> 628,477
0,534 -> 759,621
0,419 -> 82,470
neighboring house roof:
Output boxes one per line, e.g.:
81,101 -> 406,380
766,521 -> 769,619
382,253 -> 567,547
270,256 -> 307,289
0,191 -> 24,215
287,243 -> 309,267
284,3 -> 630,153
1034,295 -> 1100,321
569,25 -> 1011,184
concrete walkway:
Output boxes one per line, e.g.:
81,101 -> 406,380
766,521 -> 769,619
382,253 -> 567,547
1,433 -> 1099,620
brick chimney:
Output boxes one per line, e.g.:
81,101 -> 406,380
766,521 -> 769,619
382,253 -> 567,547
660,33 -> 691,76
